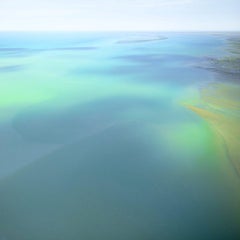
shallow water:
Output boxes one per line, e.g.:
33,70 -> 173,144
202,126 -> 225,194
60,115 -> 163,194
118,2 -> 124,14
0,32 -> 240,240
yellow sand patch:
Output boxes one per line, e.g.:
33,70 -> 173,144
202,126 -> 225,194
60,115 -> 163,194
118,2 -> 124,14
185,83 -> 240,176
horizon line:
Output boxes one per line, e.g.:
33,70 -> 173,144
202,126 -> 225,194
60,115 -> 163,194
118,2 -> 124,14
0,30 -> 240,33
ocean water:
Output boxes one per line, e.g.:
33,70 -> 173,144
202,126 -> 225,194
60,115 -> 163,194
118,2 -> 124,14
0,32 -> 240,240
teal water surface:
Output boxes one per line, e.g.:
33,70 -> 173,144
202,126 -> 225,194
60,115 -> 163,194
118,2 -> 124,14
0,32 -> 240,240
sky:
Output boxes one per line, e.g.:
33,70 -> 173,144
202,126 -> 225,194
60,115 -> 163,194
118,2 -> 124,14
0,0 -> 239,31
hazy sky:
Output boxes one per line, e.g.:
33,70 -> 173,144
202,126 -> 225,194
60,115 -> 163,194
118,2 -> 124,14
0,0 -> 239,31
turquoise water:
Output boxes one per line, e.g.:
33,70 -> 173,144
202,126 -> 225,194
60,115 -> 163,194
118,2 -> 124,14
0,32 -> 240,240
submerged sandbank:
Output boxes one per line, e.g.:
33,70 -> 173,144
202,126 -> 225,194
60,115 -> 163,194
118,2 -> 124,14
186,83 -> 240,176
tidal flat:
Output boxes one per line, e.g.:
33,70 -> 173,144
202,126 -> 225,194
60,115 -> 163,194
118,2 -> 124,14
186,36 -> 240,176
0,32 -> 240,240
